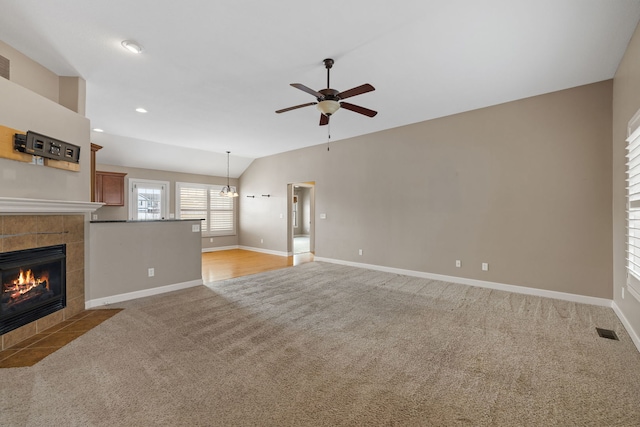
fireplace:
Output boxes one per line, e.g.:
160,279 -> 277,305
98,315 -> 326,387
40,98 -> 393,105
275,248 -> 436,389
0,244 -> 66,335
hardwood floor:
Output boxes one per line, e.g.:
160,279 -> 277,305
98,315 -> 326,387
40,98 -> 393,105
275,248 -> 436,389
202,249 -> 314,283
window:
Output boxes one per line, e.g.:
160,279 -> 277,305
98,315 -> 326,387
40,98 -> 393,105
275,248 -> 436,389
129,179 -> 169,220
627,110 -> 640,302
176,182 -> 235,236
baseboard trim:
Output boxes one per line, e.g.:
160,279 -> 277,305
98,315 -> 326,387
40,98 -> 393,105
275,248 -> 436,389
202,245 -> 239,253
611,301 -> 640,352
314,257 -> 612,308
85,279 -> 203,309
239,246 -> 289,257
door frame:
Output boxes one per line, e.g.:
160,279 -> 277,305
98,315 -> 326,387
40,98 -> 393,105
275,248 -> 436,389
287,182 -> 315,255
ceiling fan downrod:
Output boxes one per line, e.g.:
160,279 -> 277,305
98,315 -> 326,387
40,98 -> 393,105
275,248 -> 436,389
324,58 -> 334,89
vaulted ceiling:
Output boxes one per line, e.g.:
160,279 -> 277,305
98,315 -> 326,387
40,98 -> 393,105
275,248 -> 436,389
1,0 -> 639,177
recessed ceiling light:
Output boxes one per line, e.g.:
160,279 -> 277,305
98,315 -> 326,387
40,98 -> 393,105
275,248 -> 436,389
121,40 -> 143,54
93,128 -> 104,133
135,108 -> 148,113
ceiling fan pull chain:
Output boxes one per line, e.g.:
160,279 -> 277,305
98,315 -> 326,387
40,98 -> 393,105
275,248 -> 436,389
327,121 -> 331,151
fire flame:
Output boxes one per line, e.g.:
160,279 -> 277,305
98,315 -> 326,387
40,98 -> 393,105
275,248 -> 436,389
3,269 -> 49,299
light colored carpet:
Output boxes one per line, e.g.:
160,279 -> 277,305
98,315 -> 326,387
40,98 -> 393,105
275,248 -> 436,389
2,261 -> 640,426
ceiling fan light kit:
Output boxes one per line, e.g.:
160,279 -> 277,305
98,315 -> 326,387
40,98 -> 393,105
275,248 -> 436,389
317,100 -> 340,116
276,58 -> 377,126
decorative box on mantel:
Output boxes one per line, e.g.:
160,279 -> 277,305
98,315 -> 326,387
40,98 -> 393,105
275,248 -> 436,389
0,197 -> 102,350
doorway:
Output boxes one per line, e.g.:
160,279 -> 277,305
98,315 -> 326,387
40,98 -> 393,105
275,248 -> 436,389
288,182 -> 315,255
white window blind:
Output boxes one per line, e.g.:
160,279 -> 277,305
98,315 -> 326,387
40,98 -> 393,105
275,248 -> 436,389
626,124 -> 640,301
176,183 -> 235,236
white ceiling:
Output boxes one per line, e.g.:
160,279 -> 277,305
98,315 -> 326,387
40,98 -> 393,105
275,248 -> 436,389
1,0 -> 639,178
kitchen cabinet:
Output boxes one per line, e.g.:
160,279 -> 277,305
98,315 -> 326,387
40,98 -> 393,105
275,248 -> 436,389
95,171 -> 127,206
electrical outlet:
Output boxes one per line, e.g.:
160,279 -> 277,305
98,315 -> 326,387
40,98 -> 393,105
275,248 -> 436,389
192,224 -> 200,232
358,249 -> 363,256
210,238 -> 213,243
148,268 -> 155,277
261,238 -> 264,244
482,263 -> 489,271
92,214 -> 98,220
456,260 -> 461,268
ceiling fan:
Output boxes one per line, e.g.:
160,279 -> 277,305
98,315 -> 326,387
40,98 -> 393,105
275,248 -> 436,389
276,58 -> 377,126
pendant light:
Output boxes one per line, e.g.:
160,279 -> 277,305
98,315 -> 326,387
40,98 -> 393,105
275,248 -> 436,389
220,151 -> 239,197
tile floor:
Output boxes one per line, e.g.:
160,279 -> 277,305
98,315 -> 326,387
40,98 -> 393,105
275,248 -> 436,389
293,235 -> 311,254
0,309 -> 122,368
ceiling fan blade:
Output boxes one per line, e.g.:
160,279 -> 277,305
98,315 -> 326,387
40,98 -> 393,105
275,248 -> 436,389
340,102 -> 378,117
337,83 -> 375,100
319,114 -> 329,126
291,83 -> 324,99
275,102 -> 317,114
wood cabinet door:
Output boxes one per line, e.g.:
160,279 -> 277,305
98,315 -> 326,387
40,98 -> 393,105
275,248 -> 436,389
95,171 -> 126,206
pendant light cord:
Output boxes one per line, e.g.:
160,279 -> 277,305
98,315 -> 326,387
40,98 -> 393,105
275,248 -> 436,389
226,151 -> 231,189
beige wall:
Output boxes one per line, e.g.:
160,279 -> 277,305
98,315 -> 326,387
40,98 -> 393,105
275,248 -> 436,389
0,40 -> 59,103
613,22 -> 640,339
58,76 -> 86,115
95,163 -> 239,249
88,220 -> 202,302
0,77 -> 91,201
0,40 -> 86,115
240,80 -> 613,299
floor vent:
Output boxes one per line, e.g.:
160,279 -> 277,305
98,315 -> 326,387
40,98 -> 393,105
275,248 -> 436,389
596,327 -> 619,341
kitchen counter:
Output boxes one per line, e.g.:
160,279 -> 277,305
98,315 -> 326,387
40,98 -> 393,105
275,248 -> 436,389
90,219 -> 203,223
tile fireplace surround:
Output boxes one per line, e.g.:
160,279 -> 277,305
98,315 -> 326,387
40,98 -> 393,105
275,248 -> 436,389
0,197 -> 102,350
